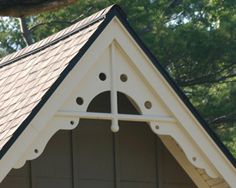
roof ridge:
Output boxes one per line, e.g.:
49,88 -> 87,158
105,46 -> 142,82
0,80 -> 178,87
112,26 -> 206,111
0,6 -> 111,69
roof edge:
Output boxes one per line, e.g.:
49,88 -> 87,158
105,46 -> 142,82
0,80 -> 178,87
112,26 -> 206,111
0,4 -> 120,160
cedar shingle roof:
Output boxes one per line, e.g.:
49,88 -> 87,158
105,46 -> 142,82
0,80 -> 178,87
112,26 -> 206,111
0,5 -> 112,151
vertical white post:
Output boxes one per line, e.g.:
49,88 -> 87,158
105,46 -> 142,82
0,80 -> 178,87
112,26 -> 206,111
110,42 -> 119,132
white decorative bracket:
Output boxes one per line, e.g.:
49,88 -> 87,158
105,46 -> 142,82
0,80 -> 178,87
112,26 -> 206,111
14,115 -> 80,169
149,121 -> 219,178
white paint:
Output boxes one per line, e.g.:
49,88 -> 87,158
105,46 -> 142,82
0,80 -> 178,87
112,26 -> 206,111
110,43 -> 119,132
0,16 -> 234,188
56,111 -> 176,123
14,115 -> 79,169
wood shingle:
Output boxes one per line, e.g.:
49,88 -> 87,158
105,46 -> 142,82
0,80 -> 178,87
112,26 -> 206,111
0,6 -> 111,151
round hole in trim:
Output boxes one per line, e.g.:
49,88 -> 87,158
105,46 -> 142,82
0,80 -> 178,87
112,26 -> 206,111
144,101 -> 152,109
70,121 -> 74,125
99,73 -> 107,81
76,97 -> 84,105
120,74 -> 128,82
34,149 -> 39,154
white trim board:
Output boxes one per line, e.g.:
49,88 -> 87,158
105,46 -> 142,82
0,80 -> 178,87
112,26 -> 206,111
0,16 -> 234,188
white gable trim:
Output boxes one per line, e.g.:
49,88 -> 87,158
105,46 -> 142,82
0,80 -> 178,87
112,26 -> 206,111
0,17 -> 234,188
111,18 -> 235,185
115,17 -> 236,187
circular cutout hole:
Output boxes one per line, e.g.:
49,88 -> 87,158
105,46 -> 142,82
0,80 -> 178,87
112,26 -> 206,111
120,74 -> 128,82
144,101 -> 152,109
76,97 -> 84,105
70,121 -> 74,125
192,157 -> 197,161
34,149 -> 38,154
155,125 -> 159,129
99,73 -> 106,81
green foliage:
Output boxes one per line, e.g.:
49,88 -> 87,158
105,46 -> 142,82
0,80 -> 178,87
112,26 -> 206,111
216,124 -> 236,157
0,0 -> 235,156
0,17 -> 25,56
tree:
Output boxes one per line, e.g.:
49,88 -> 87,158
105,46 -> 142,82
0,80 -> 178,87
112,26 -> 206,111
0,0 -> 75,17
0,0 -> 235,156
0,0 -> 77,46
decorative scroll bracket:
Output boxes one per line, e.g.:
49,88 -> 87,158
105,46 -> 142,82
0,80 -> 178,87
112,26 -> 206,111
149,121 -> 219,178
14,115 -> 80,169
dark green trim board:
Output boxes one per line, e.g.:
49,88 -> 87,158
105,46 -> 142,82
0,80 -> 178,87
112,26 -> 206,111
0,4 -> 235,172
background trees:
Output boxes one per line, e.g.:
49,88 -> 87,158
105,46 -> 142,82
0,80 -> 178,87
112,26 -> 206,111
0,0 -> 235,156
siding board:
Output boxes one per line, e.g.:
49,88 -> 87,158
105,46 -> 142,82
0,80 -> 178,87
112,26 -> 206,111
71,130 -> 79,188
119,122 -> 157,184
113,133 -> 121,188
31,131 -> 73,188
77,119 -> 115,187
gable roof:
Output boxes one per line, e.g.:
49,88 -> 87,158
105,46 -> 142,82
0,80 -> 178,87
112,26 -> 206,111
0,3 -> 235,176
0,5 -> 113,157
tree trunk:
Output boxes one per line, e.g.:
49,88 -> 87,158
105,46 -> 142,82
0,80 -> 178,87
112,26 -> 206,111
19,17 -> 33,46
